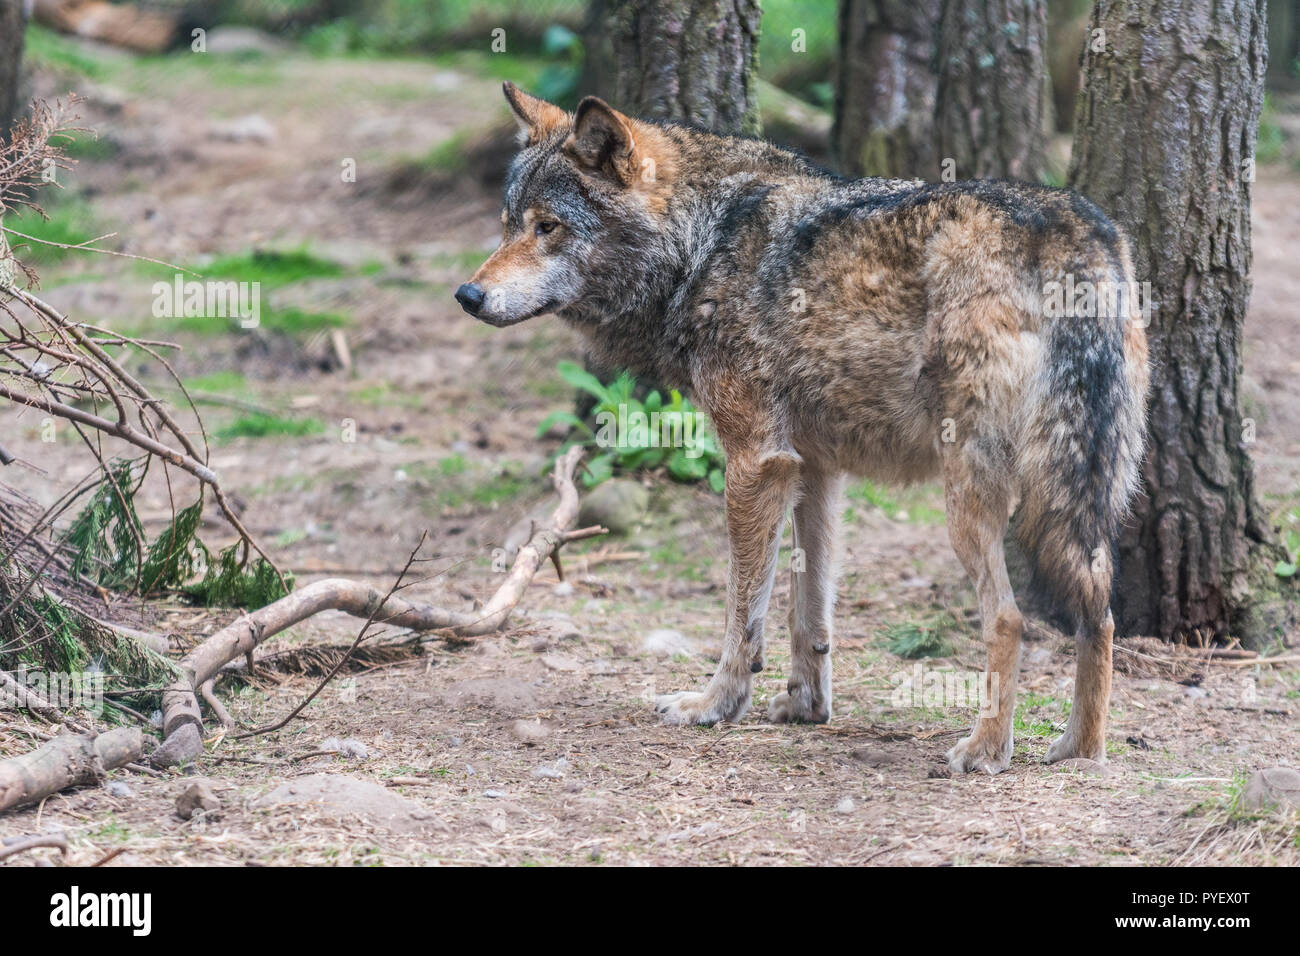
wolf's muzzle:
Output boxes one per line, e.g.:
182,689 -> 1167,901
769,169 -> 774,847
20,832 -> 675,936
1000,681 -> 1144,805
454,282 -> 486,316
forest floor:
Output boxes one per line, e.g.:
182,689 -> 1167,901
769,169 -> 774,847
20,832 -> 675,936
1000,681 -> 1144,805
1,35 -> 1298,866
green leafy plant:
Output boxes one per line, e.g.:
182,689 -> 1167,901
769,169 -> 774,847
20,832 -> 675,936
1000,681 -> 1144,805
537,361 -> 726,492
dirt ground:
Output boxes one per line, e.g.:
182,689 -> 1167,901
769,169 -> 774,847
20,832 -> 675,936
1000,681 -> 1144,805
1,42 -> 1298,866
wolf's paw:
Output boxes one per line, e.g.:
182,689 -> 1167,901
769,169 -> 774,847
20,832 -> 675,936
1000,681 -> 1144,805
947,733 -> 1013,775
655,689 -> 747,726
767,689 -> 829,724
1044,729 -> 1105,765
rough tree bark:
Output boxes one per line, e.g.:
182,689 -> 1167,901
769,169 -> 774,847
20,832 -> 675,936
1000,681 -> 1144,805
934,0 -> 1049,180
1070,0 -> 1290,644
0,0 -> 24,142
0,728 -> 142,813
833,0 -> 942,179
581,0 -> 762,135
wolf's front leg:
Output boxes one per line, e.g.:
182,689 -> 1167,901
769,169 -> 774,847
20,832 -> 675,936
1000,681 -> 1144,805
656,446 -> 801,726
769,467 -> 842,724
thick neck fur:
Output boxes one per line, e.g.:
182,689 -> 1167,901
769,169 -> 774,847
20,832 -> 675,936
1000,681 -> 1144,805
558,125 -> 837,391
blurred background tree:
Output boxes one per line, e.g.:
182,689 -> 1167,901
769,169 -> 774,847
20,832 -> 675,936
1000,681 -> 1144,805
934,0 -> 1050,180
833,0 -> 941,179
0,0 -> 25,141
581,0 -> 761,135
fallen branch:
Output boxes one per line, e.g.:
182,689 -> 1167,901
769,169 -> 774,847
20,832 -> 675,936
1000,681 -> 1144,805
0,727 -> 143,813
235,533 -> 428,742
0,830 -> 68,861
152,447 -> 597,767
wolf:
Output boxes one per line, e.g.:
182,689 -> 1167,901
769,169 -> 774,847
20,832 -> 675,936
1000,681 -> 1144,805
456,83 -> 1150,774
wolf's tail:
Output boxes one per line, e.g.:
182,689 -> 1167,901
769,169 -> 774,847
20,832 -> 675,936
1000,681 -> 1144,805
1012,239 -> 1149,632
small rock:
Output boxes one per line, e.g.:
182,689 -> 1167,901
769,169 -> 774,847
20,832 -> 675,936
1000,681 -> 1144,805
850,747 -> 903,768
1184,685 -> 1208,699
205,26 -> 286,56
337,738 -> 368,759
553,581 -> 575,598
209,114 -> 277,144
642,629 -> 693,657
484,789 -> 508,799
835,797 -> 856,814
725,767 -> 738,779
1241,767 -> 1300,812
107,782 -> 132,798
176,780 -> 220,820
577,479 -> 649,535
431,71 -> 462,91
511,719 -> 550,745
256,774 -> 442,834
542,653 -> 582,672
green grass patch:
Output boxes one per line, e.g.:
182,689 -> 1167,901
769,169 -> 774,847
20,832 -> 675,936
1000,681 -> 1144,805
414,130 -> 472,175
5,200 -> 100,266
184,370 -> 248,393
260,306 -> 350,334
1258,95 -> 1285,165
352,382 -> 425,410
431,249 -> 491,273
197,248 -> 345,288
57,130 -> 119,161
215,413 -> 325,441
409,457 -> 529,512
1014,693 -> 1070,739
23,24 -> 110,79
846,480 -> 946,523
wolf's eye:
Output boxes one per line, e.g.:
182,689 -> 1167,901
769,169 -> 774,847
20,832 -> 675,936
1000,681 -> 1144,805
535,221 -> 560,237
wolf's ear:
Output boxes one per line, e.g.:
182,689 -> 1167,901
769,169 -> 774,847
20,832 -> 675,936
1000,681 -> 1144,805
503,81 -> 569,147
564,96 -> 638,185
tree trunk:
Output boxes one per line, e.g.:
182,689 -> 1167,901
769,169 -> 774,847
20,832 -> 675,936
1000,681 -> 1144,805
934,0 -> 1049,180
833,0 -> 942,179
581,0 -> 762,135
1070,0 -> 1289,645
0,0 -> 25,143
1266,0 -> 1299,86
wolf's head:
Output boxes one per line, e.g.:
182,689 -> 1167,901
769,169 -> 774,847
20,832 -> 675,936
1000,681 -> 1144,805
454,83 -> 678,328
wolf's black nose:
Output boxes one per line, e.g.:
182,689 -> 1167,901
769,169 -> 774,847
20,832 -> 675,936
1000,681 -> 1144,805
455,283 -> 486,316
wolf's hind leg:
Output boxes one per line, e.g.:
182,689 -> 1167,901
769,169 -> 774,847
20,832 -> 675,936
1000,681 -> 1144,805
656,446 -> 800,726
769,467 -> 842,724
941,447 -> 1023,775
1045,610 -> 1114,763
